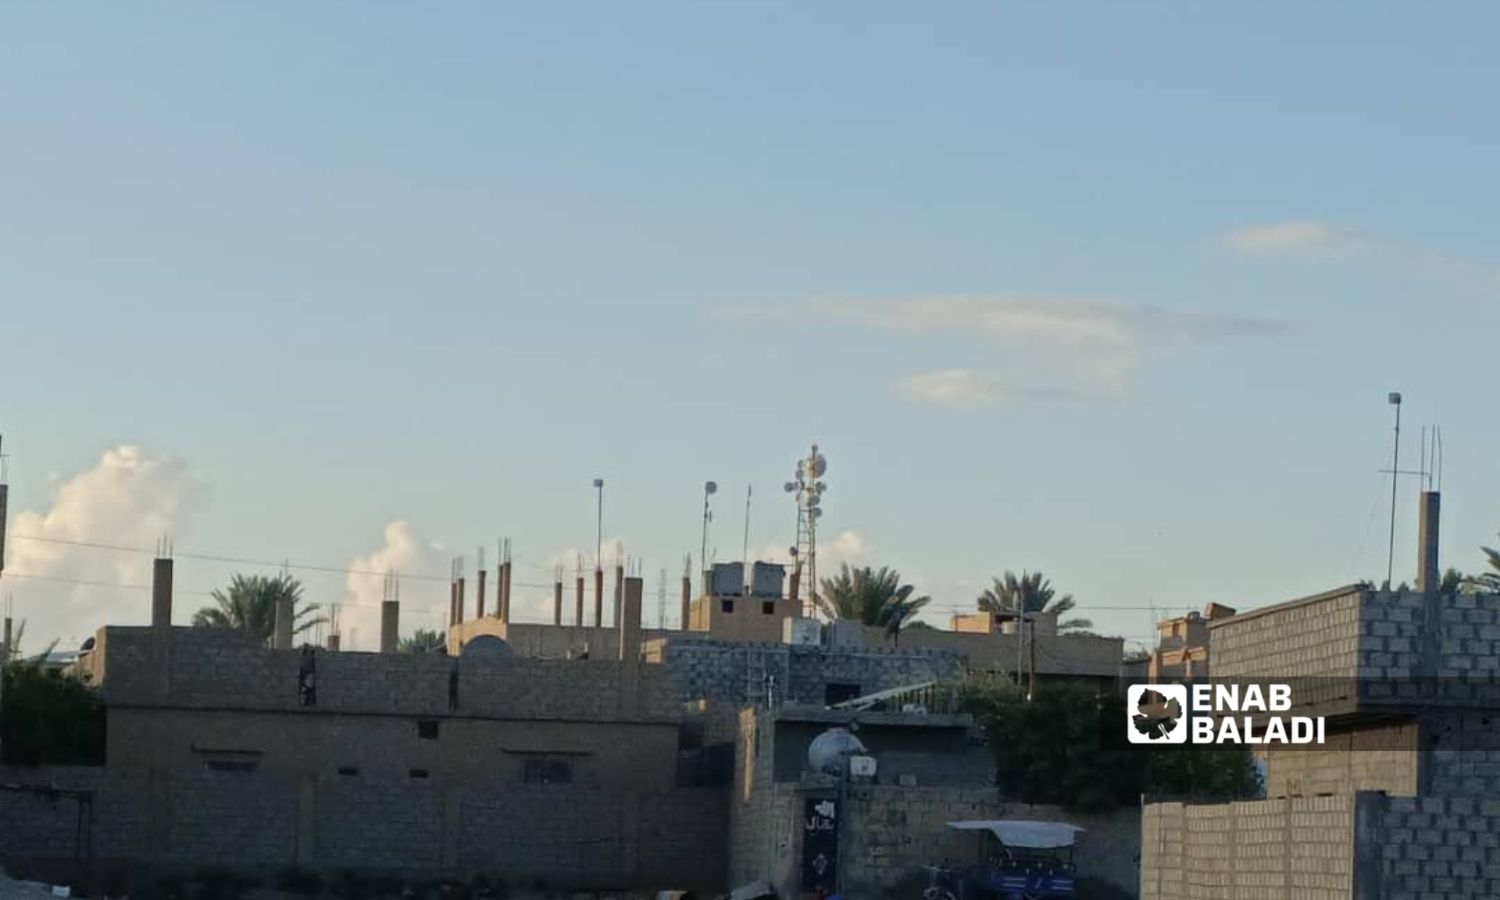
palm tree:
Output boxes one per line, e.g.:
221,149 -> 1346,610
192,573 -> 325,645
815,564 -> 931,631
1466,537 -> 1500,594
977,570 -> 1093,634
399,628 -> 447,654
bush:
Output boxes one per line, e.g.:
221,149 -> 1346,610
0,662 -> 106,765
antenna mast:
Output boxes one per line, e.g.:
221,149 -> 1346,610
784,444 -> 827,619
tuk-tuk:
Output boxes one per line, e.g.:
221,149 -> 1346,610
922,820 -> 1083,900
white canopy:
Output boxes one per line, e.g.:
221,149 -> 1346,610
945,820 -> 1085,849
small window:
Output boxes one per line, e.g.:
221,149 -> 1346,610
409,768 -> 429,779
720,599 -> 735,614
337,766 -> 358,777
762,600 -> 776,615
417,719 -> 440,740
522,758 -> 573,785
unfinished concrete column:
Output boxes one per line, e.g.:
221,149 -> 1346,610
380,600 -> 399,653
500,561 -> 513,621
553,579 -> 563,626
575,574 -> 585,627
151,557 -> 174,630
613,563 -> 624,628
327,633 -> 341,652
593,568 -> 604,627
1417,491 -> 1441,593
619,576 -> 643,661
448,580 -> 457,629
273,596 -> 294,649
680,573 -> 692,631
455,577 -> 466,624
476,568 -> 488,620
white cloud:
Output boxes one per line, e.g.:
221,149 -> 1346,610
341,521 -> 447,649
6,446 -> 207,647
750,295 -> 1282,407
1225,221 -> 1361,257
898,369 -> 1004,408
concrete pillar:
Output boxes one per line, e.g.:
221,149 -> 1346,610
501,562 -> 513,621
455,577 -> 466,624
575,575 -> 585,627
0,482 -> 8,576
476,569 -> 487,620
327,633 -> 341,652
619,577 -> 643,661
613,564 -> 624,628
380,600 -> 400,653
593,568 -> 604,627
680,574 -> 692,631
151,557 -> 173,630
553,580 -> 563,626
1417,491 -> 1441,593
448,580 -> 457,629
274,596 -> 294,649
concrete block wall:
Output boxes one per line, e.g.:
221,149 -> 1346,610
94,627 -> 681,723
0,766 -> 728,889
1364,793 -> 1500,899
1425,710 -> 1500,796
1209,587 -> 1363,683
1141,795 -> 1357,900
1262,721 -> 1420,798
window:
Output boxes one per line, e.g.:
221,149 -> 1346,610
720,599 -> 735,614
194,747 -> 261,773
762,600 -> 776,615
824,683 -> 862,706
337,766 -> 358,777
417,719 -> 440,740
409,768 -> 429,779
522,758 -> 573,785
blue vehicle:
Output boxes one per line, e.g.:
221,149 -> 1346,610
921,820 -> 1083,900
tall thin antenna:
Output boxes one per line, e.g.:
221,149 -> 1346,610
1386,393 -> 1402,588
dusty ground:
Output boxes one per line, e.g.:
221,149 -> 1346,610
0,869 -> 52,899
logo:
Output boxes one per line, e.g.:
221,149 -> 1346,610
1125,683 -> 1326,746
1127,684 -> 1187,744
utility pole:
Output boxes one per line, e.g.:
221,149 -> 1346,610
1027,615 -> 1037,702
1386,393 -> 1402,588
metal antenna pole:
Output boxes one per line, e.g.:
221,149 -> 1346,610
1386,393 -> 1402,588
593,479 -> 604,574
742,484 -> 752,593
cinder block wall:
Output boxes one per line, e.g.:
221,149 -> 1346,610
1141,795 -> 1357,900
0,766 -> 728,889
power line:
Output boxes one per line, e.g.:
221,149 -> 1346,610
10,534 -> 452,582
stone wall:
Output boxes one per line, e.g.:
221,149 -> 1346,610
1141,795 -> 1357,900
1209,586 -> 1363,685
1360,793 -> 1500,899
0,766 -> 727,889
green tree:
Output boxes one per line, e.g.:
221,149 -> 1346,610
815,564 -> 931,631
1,655 -> 106,765
399,628 -> 447,654
192,573 -> 326,645
959,677 -> 1259,812
977,570 -> 1094,634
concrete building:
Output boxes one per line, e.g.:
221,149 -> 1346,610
1140,490 -> 1500,899
1125,602 -> 1236,681
728,696 -> 1141,897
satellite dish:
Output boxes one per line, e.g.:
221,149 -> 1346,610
809,455 -> 827,478
812,508 -> 823,519
593,478 -> 604,488
788,547 -> 799,557
783,482 -> 796,493
705,481 -> 718,494
808,727 -> 867,776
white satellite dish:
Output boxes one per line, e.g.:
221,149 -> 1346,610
812,508 -> 823,519
783,482 -> 796,492
705,481 -> 718,494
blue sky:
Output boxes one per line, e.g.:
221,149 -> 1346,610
3,3 -> 1498,649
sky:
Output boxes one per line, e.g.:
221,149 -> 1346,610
3,3 -> 1499,653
